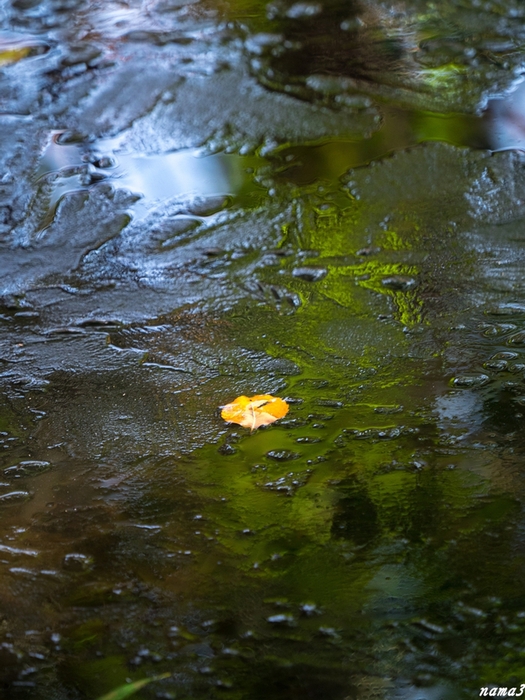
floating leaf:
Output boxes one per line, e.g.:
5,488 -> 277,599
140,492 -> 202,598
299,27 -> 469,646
95,674 -> 170,700
221,394 -> 289,431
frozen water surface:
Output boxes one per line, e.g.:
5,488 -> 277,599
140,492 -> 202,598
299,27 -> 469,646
3,0 -> 525,698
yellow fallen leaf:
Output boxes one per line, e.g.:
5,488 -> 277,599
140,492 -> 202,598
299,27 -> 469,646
0,46 -> 31,66
221,394 -> 289,431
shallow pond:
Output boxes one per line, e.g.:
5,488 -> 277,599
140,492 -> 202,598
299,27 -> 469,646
3,0 -> 525,698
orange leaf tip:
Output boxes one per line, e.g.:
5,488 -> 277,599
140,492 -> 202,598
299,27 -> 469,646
220,394 -> 289,431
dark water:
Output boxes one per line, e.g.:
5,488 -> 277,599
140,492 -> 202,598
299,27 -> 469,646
3,0 -> 525,699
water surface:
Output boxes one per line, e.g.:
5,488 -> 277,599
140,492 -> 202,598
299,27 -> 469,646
2,0 -> 525,699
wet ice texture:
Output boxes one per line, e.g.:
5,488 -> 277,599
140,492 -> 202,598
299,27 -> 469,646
3,1 -> 525,696
2,0 -> 525,304
1,0 -> 382,300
